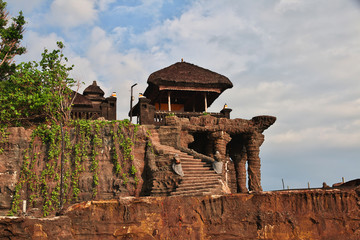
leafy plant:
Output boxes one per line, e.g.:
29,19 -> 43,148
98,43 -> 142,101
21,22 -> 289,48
0,42 -> 76,126
0,0 -> 26,80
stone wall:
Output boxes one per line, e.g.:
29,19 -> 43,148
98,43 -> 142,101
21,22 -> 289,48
0,123 -> 148,216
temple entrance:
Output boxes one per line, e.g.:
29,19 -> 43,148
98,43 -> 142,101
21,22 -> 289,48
188,132 -> 211,156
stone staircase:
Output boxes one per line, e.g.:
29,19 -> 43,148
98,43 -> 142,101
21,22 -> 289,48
149,129 -> 222,196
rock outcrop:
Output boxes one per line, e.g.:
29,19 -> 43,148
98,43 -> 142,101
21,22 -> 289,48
0,188 -> 359,239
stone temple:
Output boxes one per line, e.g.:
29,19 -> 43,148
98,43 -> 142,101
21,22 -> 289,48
131,61 -> 276,195
71,81 -> 117,120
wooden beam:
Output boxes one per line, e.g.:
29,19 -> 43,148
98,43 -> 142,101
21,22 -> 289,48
159,85 -> 221,93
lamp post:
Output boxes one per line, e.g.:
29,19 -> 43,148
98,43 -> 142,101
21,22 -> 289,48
130,83 -> 137,122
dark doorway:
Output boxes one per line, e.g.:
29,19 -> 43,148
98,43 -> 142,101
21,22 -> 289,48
188,132 -> 209,156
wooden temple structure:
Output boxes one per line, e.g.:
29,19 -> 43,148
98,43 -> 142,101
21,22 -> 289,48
131,61 -> 233,125
71,81 -> 117,120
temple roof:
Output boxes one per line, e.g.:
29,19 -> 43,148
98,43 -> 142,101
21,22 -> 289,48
146,62 -> 233,91
72,91 -> 93,107
83,81 -> 105,97
147,62 -> 233,91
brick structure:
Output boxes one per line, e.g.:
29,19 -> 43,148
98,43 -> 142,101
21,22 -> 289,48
72,81 -> 117,120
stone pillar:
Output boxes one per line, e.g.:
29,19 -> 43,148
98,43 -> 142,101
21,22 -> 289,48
139,97 -> 155,125
220,108 -> 232,119
245,133 -> 264,192
105,96 -> 117,120
230,145 -> 248,193
210,131 -> 231,159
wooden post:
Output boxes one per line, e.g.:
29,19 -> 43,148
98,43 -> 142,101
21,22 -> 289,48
168,91 -> 171,111
204,92 -> 208,112
22,200 -> 26,213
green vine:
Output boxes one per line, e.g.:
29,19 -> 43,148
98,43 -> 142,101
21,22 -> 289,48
9,119 -> 140,217
0,126 -> 9,154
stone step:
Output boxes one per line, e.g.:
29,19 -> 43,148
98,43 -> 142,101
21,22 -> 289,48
183,170 -> 217,174
175,184 -> 219,193
184,157 -> 207,161
181,162 -> 211,166
182,167 -> 213,171
177,181 -> 219,189
181,162 -> 212,168
179,159 -> 208,164
180,179 -> 220,185
171,189 -> 213,196
148,128 -> 222,197
182,176 -> 220,182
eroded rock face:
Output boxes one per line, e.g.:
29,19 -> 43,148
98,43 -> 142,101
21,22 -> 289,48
0,189 -> 359,239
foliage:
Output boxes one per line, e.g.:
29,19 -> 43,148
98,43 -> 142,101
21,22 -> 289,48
110,119 -> 139,185
0,0 -> 26,80
0,126 -> 8,153
0,42 -> 76,126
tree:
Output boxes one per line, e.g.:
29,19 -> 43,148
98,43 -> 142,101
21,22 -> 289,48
0,42 -> 76,126
0,0 -> 26,80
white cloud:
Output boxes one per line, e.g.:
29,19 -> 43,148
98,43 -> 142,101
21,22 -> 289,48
85,27 -> 150,118
275,0 -> 304,13
96,0 -> 116,11
48,0 -> 98,28
69,56 -> 98,91
7,0 -> 46,14
14,31 -> 64,63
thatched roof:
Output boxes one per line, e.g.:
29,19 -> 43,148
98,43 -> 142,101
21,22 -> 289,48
83,81 -> 105,97
147,62 -> 233,90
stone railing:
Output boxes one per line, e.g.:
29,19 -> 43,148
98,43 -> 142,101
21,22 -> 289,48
154,111 -> 226,126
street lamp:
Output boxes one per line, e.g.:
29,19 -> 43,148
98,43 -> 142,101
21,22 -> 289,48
130,83 -> 138,122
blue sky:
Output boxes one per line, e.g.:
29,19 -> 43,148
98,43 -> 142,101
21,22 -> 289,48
6,0 -> 360,191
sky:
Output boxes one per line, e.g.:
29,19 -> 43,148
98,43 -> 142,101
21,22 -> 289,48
6,0 -> 360,191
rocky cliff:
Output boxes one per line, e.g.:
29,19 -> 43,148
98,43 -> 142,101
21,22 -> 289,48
0,188 -> 359,239
1,120 -> 359,239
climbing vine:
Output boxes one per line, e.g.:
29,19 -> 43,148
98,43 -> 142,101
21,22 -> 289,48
8,119 -> 140,217
109,119 -> 139,186
0,126 -> 9,154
